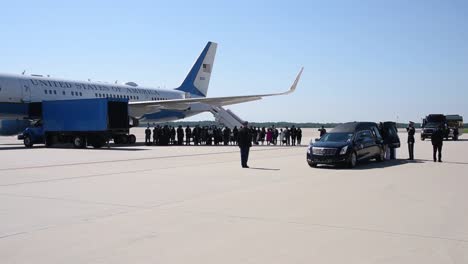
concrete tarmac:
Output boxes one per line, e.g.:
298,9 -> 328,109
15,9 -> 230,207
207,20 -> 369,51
0,128 -> 467,263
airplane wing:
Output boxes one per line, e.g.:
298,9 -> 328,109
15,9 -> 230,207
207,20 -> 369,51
129,68 -> 303,114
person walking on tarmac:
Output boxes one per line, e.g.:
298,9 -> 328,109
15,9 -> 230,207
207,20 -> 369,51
238,121 -> 252,168
406,122 -> 416,160
145,124 -> 152,145
432,125 -> 444,162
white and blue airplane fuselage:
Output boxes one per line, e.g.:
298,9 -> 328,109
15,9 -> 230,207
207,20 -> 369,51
0,42 -> 303,135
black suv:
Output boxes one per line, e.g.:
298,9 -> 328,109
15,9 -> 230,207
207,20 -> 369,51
307,122 -> 387,168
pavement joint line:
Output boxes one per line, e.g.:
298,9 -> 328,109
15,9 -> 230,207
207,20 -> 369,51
182,210 -> 468,244
0,153 -> 305,187
0,147 -> 301,172
0,192 -> 146,209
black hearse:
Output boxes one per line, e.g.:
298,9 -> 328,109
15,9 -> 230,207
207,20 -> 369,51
307,122 -> 390,168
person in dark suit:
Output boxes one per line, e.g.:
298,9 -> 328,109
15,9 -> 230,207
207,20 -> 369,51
318,126 -> 327,138
185,126 -> 192,145
406,122 -> 415,160
145,124 -> 151,146
238,121 -> 252,168
431,125 -> 444,162
177,125 -> 184,145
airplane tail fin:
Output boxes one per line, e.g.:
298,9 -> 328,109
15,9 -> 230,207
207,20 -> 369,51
176,41 -> 217,98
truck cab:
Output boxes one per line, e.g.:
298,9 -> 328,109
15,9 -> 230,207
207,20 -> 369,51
18,120 -> 45,147
421,114 -> 463,141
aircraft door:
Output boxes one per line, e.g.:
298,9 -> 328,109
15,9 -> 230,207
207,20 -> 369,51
20,79 -> 32,102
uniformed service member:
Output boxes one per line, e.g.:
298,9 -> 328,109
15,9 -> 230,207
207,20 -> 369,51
406,122 -> 415,160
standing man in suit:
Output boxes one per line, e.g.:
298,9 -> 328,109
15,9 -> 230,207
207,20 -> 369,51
238,121 -> 252,168
145,124 -> 152,146
431,125 -> 444,162
406,122 -> 415,160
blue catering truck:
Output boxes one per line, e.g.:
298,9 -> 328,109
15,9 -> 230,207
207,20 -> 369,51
18,98 -> 136,148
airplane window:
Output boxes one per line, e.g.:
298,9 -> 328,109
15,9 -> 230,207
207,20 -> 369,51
80,92 -> 82,96
62,91 -> 66,95
54,90 -> 57,95
44,90 -> 48,94
71,91 -> 75,96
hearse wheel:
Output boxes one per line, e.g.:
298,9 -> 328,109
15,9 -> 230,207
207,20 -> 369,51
376,148 -> 385,162
348,152 -> 357,168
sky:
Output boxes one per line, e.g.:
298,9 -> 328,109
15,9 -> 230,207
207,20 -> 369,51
1,0 -> 467,123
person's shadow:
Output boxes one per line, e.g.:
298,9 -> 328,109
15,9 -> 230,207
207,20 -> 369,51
248,167 -> 280,171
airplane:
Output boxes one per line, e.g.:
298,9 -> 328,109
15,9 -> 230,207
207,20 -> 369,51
0,41 -> 303,135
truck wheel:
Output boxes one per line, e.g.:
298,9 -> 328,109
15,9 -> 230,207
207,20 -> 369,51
73,136 -> 86,148
24,136 -> 33,148
128,134 -> 136,144
45,135 -> 54,147
348,152 -> 357,168
120,135 -> 129,144
421,137 -> 425,141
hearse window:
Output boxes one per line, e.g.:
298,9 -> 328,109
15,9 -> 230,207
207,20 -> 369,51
371,127 -> 383,140
357,130 -> 373,142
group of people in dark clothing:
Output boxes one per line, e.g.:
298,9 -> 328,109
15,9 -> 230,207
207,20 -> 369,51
144,124 -> 304,147
145,124 -> 238,146
407,122 -> 447,162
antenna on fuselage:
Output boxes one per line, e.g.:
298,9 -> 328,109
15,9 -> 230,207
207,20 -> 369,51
22,70 -> 26,75
115,80 -> 118,84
